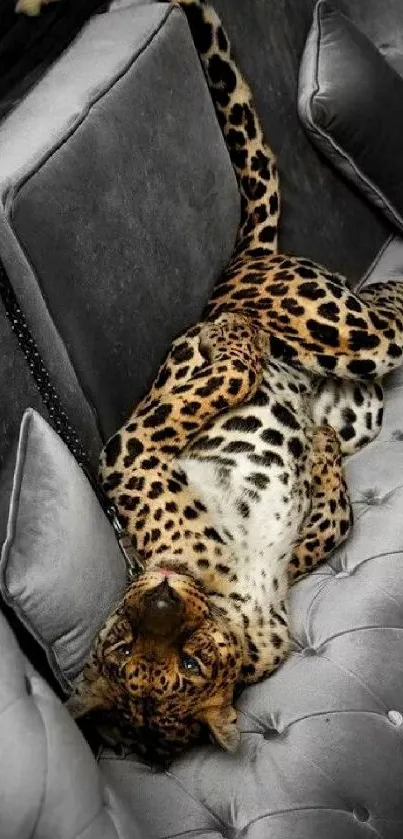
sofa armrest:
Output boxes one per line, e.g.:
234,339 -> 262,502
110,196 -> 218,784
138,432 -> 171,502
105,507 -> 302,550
0,609 -> 144,839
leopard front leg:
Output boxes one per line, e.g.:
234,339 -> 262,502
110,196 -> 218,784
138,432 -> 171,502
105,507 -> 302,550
99,312 -> 266,554
101,312 -> 265,473
288,425 -> 353,584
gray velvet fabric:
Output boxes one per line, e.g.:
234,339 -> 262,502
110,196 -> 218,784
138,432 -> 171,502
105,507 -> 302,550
0,610 -> 144,839
0,409 -> 126,690
298,1 -> 403,234
336,0 -> 403,77
359,234 -> 403,288
0,2 -> 239,443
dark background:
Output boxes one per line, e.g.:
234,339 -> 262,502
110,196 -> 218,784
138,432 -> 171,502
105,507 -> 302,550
0,0 -> 108,120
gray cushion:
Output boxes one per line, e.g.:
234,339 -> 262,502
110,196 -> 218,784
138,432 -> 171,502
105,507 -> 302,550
298,1 -> 403,233
358,234 -> 403,288
0,408 -> 126,691
0,1 -> 239,444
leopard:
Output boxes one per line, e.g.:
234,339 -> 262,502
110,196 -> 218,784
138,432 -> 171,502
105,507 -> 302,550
67,0 -> 403,763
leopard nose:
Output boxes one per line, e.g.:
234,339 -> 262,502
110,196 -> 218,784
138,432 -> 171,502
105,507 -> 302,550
141,580 -> 182,636
148,579 -> 180,612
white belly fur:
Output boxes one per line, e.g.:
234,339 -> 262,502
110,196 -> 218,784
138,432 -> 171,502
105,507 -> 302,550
178,358 -> 314,605
179,452 -> 302,600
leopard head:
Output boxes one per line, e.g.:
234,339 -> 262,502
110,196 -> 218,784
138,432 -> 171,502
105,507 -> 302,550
67,568 -> 243,761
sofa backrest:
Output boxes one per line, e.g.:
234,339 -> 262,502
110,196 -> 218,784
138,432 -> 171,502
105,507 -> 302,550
0,1 -> 240,442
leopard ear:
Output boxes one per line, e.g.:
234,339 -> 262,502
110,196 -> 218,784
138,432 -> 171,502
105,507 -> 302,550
65,672 -> 113,719
203,704 -> 240,753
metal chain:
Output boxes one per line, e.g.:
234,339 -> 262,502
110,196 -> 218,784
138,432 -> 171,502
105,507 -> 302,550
0,260 -> 89,464
0,257 -> 143,578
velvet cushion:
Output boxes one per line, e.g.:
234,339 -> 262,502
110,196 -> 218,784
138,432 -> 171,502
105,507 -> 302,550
0,2 -> 239,446
0,409 -> 126,690
298,0 -> 403,233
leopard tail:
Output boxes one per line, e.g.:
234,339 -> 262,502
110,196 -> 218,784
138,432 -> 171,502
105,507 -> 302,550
171,0 -> 280,255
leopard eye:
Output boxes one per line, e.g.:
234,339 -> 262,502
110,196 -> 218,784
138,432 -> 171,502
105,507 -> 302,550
181,654 -> 201,675
106,641 -> 132,658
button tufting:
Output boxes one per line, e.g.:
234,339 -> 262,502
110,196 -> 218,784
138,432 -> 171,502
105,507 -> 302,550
387,710 -> 403,727
353,805 -> 369,823
24,676 -> 32,695
335,570 -> 350,578
361,489 -> 381,505
263,727 -> 279,740
302,647 -> 316,656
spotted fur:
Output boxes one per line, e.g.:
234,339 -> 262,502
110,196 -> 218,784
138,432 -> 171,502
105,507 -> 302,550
67,0 -> 403,762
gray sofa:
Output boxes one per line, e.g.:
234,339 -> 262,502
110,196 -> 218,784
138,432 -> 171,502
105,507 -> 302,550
1,1 -> 403,837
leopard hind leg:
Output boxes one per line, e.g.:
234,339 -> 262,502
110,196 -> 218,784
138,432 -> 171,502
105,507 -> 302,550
311,378 -> 384,456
